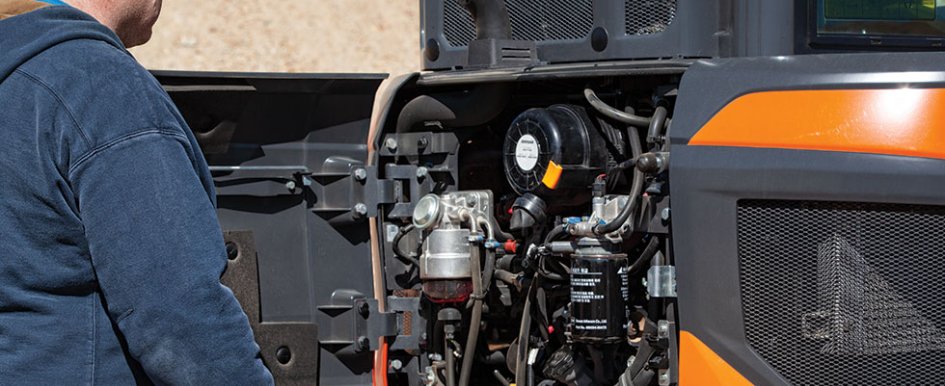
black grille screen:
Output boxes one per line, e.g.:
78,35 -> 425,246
738,200 -> 945,385
442,0 -> 594,47
625,0 -> 676,35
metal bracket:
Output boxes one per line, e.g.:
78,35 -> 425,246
316,291 -> 422,359
647,265 -> 677,298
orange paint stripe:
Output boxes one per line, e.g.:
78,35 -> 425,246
679,331 -> 753,386
689,88 -> 945,160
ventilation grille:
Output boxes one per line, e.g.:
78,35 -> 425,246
738,200 -> 945,385
625,0 -> 677,35
442,0 -> 594,47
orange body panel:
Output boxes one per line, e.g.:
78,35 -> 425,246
689,88 -> 945,160
679,331 -> 752,386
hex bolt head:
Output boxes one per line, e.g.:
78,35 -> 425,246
285,180 -> 297,191
390,359 -> 403,371
357,336 -> 371,352
354,203 -> 368,217
353,168 -> 368,181
385,137 -> 398,152
660,207 -> 671,222
276,346 -> 292,365
357,300 -> 370,317
416,166 -> 429,179
417,137 -> 430,150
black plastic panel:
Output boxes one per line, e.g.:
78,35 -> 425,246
154,71 -> 385,386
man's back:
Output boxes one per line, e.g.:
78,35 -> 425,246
0,2 -> 273,384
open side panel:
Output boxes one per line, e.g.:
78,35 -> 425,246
153,71 -> 385,385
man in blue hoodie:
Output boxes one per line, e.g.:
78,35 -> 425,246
0,0 -> 274,384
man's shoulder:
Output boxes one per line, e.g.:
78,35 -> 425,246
17,38 -> 185,149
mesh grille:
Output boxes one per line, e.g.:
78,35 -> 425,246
738,200 -> 945,385
625,0 -> 676,35
442,0 -> 594,47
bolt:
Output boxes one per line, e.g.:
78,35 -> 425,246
659,372 -> 670,385
390,359 -> 403,372
385,137 -> 398,152
276,346 -> 292,365
660,207 -> 671,222
225,242 -> 239,261
417,137 -> 429,150
416,166 -> 429,179
285,180 -> 297,191
357,300 -> 370,317
357,336 -> 370,352
354,203 -> 368,217
353,168 -> 368,181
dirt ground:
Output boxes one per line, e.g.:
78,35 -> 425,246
130,1 -> 420,76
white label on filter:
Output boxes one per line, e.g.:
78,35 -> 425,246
515,134 -> 540,171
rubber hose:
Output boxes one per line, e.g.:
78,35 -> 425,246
514,286 -> 533,386
628,237 -> 660,274
459,247 -> 483,386
584,88 -> 652,127
595,124 -> 644,235
446,336 -> 457,386
646,106 -> 668,145
392,225 -> 420,266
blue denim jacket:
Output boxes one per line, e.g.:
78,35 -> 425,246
0,5 -> 274,385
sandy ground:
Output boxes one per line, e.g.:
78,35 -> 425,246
130,1 -> 420,76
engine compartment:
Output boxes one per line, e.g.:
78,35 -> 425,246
375,73 -> 680,386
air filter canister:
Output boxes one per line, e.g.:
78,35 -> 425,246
503,105 -> 609,207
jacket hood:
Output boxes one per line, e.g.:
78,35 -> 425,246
0,2 -> 125,82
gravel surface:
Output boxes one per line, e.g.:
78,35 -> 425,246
130,0 -> 420,76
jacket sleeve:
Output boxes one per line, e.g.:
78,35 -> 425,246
69,128 -> 274,385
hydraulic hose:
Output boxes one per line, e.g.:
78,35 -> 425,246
584,88 -> 652,127
445,337 -> 457,386
646,106 -> 668,145
628,237 -> 660,274
595,124 -> 644,235
514,284 -> 534,386
459,246 -> 483,386
392,224 -> 420,266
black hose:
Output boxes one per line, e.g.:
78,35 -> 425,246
646,106 -> 668,145
392,225 -> 420,266
481,249 -> 497,295
584,88 -> 652,127
459,248 -> 483,386
445,337 -> 457,386
542,224 -> 568,246
514,283 -> 534,386
595,124 -> 644,235
629,237 -> 660,274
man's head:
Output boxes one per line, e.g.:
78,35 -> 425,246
64,0 -> 162,48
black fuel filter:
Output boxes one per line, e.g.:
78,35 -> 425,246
569,253 -> 630,344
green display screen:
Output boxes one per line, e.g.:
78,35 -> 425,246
825,0 -> 936,21
818,0 -> 945,38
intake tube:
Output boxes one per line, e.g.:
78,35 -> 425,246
395,84 -> 510,134
461,0 -> 513,40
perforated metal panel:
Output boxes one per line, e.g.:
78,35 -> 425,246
738,200 -> 945,385
625,0 -> 677,35
442,0 -> 594,47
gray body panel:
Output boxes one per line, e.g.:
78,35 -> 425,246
669,53 -> 945,384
